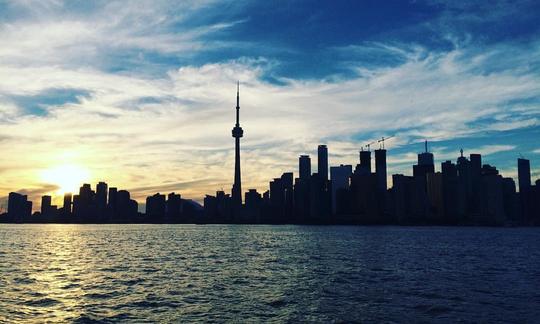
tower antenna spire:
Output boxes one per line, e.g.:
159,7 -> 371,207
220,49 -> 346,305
235,81 -> 240,126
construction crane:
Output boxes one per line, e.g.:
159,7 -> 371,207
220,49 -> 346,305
377,135 -> 395,149
363,140 -> 377,152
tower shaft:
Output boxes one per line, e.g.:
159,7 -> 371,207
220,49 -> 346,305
231,82 -> 243,205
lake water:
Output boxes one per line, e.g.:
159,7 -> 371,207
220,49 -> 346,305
0,225 -> 538,323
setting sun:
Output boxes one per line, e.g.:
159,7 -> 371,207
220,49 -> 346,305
41,164 -> 91,195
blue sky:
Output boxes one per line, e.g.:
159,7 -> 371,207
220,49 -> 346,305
0,0 -> 539,205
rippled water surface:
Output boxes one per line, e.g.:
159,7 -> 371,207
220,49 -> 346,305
0,225 -> 539,323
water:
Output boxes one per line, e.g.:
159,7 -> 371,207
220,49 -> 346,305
0,225 -> 539,323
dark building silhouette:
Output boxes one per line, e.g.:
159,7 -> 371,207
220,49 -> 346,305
146,193 -> 166,222
269,177 -> 285,223
40,195 -> 58,221
469,153 -> 482,217
413,140 -> 435,179
41,195 -> 51,214
299,155 -> 311,180
166,192 -> 183,222
349,170 -> 380,223
375,148 -> 387,192
358,150 -> 371,175
295,155 -> 312,222
441,160 -> 460,223
204,191 -> 232,223
96,181 -> 108,220
116,189 -> 138,222
281,172 -> 294,223
8,192 -> 32,222
63,193 -> 72,216
245,189 -> 263,223
479,164 -> 506,225
518,158 -> 531,191
517,158 -> 534,224
231,82 -> 244,206
73,184 -> 97,223
330,164 -> 352,214
309,172 -> 329,222
318,145 -> 328,181
391,173 -> 429,224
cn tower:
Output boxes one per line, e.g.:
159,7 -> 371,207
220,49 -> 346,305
231,82 -> 243,205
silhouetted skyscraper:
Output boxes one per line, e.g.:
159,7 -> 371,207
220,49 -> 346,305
318,145 -> 328,181
281,172 -> 294,222
299,155 -> 311,180
518,158 -> 531,192
231,82 -> 244,206
330,164 -> 352,214
63,193 -> 72,215
41,195 -> 51,214
166,193 -> 183,222
418,141 -> 434,166
96,182 -> 108,209
413,140 -> 434,178
358,150 -> 371,174
470,154 -> 482,174
146,193 -> 166,222
117,190 -> 138,221
108,187 -> 117,212
8,192 -> 31,222
375,149 -> 387,191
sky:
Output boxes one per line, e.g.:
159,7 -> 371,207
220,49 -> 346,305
0,0 -> 539,210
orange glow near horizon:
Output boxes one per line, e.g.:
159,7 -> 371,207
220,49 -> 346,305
41,164 -> 91,196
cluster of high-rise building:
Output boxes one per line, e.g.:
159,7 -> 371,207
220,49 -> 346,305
203,141 -> 539,225
203,86 -> 539,225
1,86 -> 539,225
2,182 -> 201,223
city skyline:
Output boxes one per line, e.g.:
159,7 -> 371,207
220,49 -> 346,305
4,131 -> 538,225
1,1 -> 539,209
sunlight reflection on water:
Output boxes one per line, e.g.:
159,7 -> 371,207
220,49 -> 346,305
0,224 -> 539,322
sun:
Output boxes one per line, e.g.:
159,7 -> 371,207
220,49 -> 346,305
41,164 -> 91,195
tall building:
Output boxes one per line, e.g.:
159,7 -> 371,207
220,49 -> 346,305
146,193 -> 166,222
299,155 -> 311,180
518,158 -> 531,192
375,149 -> 387,191
281,172 -> 294,222
469,153 -> 482,215
96,182 -> 108,209
231,82 -> 244,206
517,158 -> 533,224
441,160 -> 460,223
330,164 -> 352,214
318,145 -> 328,181
470,154 -> 482,174
7,192 -> 32,222
63,193 -> 72,215
166,193 -> 183,222
245,189 -> 262,222
269,177 -> 285,222
358,150 -> 371,175
413,140 -> 434,178
108,187 -> 118,212
41,195 -> 52,214
117,190 -> 138,221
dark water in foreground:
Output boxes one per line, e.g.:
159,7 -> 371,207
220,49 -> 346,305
0,225 -> 539,323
